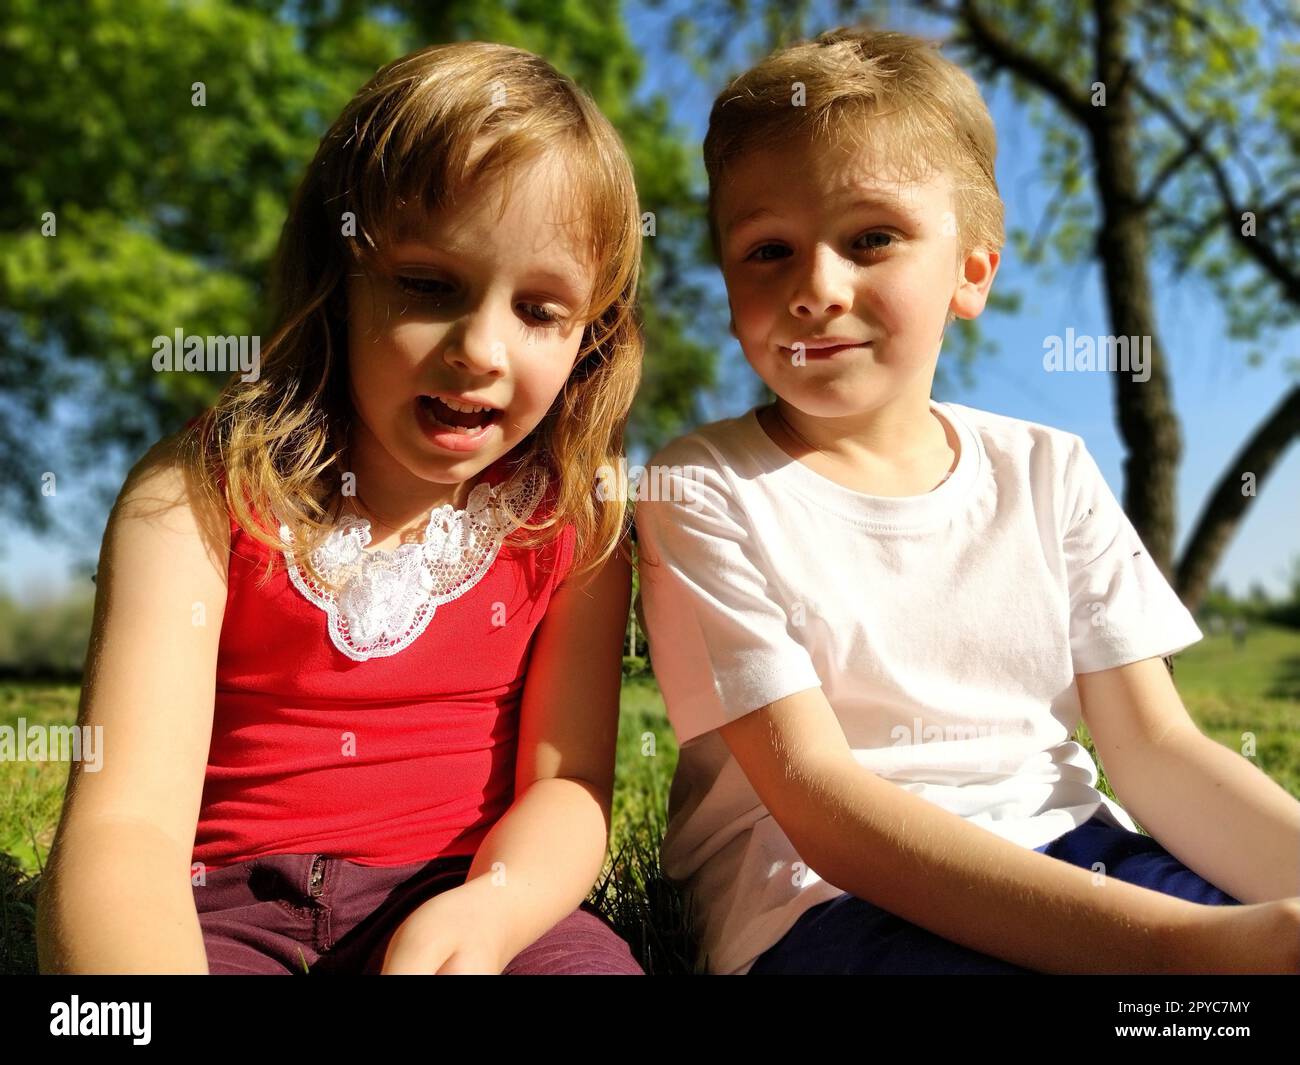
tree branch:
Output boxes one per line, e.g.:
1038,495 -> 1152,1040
1137,121 -> 1213,210
933,0 -> 1097,126
1176,383 -> 1300,611
1134,75 -> 1300,305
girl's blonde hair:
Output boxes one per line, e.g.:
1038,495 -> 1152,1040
704,26 -> 1005,264
179,41 -> 643,589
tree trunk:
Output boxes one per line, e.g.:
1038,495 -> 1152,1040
1089,0 -> 1182,577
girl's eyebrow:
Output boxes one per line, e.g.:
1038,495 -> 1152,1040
525,266 -> 588,304
500,265 -> 588,313
384,241 -> 589,303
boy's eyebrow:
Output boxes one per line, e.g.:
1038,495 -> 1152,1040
844,192 -> 919,217
725,193 -> 922,240
725,205 -> 780,234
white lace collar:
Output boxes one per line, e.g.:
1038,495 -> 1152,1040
279,464 -> 548,661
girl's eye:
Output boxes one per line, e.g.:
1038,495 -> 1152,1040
519,302 -> 564,329
745,243 -> 790,263
855,231 -> 895,253
394,275 -> 455,299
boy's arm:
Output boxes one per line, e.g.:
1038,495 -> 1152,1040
1077,656 -> 1300,903
719,685 -> 1300,974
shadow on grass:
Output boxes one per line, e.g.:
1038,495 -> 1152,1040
1,852 -> 40,975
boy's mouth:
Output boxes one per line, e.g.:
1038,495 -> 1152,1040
780,340 -> 871,359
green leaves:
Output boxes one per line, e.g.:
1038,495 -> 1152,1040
2,0 -> 715,544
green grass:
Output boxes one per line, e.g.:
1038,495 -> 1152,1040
4,625 -> 1297,975
1171,625 -> 1300,801
0,682 -> 80,976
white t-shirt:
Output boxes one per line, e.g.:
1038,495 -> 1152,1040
634,399 -> 1204,976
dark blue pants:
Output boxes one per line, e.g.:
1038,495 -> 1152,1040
748,815 -> 1240,974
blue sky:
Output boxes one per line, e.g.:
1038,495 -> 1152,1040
1,2 -> 1295,605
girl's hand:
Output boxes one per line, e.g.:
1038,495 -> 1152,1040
379,879 -> 513,975
1178,898 -> 1300,974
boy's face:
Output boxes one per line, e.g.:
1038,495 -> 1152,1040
716,136 -> 998,421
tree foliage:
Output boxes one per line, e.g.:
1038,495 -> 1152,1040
0,0 -> 716,549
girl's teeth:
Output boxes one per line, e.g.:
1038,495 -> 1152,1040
420,396 -> 492,433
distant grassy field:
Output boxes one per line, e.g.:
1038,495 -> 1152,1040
1167,624 -> 1300,800
3,623 -> 1297,974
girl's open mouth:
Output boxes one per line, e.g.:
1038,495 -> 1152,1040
417,395 -> 501,433
415,395 -> 503,454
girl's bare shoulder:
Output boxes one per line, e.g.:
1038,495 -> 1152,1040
107,429 -> 231,589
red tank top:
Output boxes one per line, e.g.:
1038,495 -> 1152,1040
190,446 -> 576,871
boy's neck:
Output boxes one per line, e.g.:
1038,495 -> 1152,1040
761,394 -> 959,498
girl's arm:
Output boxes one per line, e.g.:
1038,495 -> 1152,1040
719,685 -> 1300,975
1078,656 -> 1300,903
37,434 -> 228,974
390,535 -> 632,971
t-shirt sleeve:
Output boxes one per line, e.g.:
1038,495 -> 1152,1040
634,452 -> 823,745
1061,437 -> 1203,674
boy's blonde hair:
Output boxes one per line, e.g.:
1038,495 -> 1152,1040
704,26 -> 1005,263
180,41 -> 643,589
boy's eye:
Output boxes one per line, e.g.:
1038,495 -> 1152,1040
855,231 -> 895,253
519,302 -> 564,328
745,243 -> 790,262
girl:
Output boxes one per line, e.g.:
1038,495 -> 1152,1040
37,41 -> 645,975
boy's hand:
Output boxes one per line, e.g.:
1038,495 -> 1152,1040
1178,898 -> 1300,974
379,879 -> 511,975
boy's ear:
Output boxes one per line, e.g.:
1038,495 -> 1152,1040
950,248 -> 1000,320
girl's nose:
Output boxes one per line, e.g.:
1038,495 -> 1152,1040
789,245 -> 854,319
445,311 -> 508,377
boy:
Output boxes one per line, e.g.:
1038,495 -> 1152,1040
634,26 -> 1300,975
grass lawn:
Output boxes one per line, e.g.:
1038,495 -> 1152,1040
3,625 -> 1297,975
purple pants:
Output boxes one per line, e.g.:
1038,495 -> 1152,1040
193,851 -> 643,975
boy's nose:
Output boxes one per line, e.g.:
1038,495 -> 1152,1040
789,246 -> 854,319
